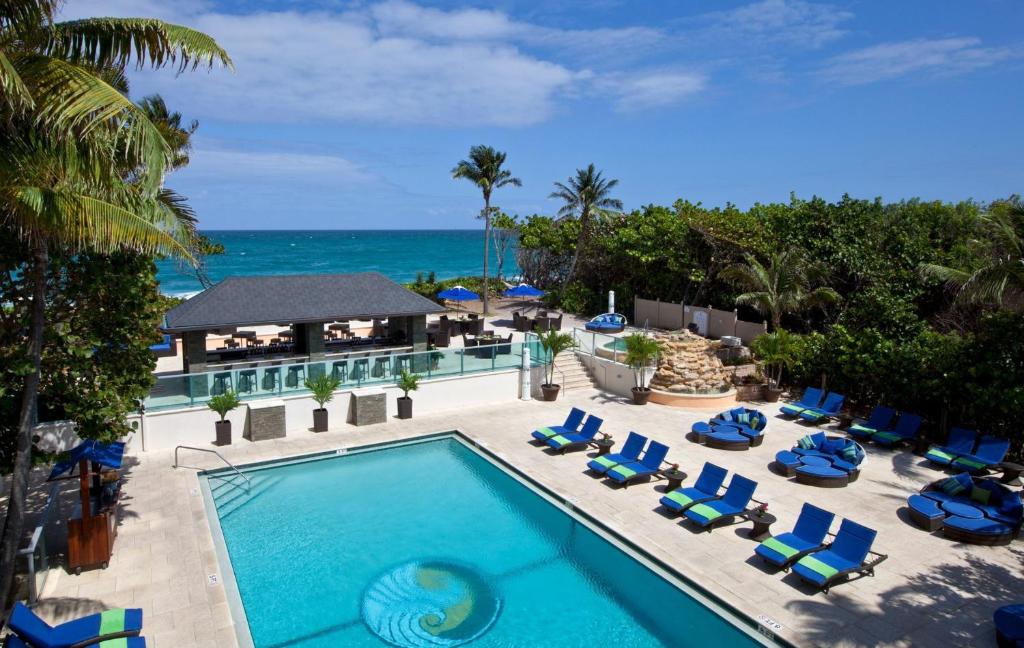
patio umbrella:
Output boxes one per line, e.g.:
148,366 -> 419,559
503,283 -> 544,298
437,285 -> 480,313
503,283 -> 545,312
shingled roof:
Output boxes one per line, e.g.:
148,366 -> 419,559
163,272 -> 445,332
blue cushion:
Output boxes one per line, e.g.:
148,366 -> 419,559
754,531 -> 818,567
792,550 -> 858,586
796,464 -> 847,479
907,494 -> 944,521
943,515 -> 1013,536
706,429 -> 747,443
821,438 -> 845,455
840,444 -> 859,463
920,490 -> 958,504
797,435 -> 816,450
994,604 -> 1024,642
691,421 -> 712,435
830,458 -> 858,473
940,476 -> 968,496
775,450 -> 802,469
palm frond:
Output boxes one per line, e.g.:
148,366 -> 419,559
45,18 -> 233,72
0,0 -> 56,31
4,184 -> 193,260
0,48 -> 32,106
14,53 -> 171,187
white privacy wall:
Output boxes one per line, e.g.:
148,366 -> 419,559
128,369 -> 521,452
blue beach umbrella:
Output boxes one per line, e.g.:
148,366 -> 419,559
503,283 -> 545,298
437,285 -> 480,312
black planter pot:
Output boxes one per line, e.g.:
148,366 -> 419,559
631,387 -> 652,405
215,420 -> 232,446
541,384 -> 561,402
313,408 -> 328,432
397,397 -> 413,419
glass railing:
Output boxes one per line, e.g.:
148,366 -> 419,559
571,327 -> 628,364
145,342 -> 532,412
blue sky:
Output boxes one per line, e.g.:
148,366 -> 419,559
66,0 -> 1023,229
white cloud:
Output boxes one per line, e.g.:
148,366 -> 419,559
59,0 -> 690,127
699,0 -> 853,49
821,37 -> 1015,86
179,142 -> 377,187
602,72 -> 707,111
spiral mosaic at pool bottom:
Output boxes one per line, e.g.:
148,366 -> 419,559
361,559 -> 502,647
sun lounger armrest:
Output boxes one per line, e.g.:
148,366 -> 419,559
864,550 -> 888,569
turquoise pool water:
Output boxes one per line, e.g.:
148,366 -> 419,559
206,436 -> 766,647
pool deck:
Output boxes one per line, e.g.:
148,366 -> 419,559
20,388 -> 1024,647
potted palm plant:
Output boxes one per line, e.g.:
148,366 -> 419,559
538,329 -> 575,401
750,329 -> 796,402
305,373 -> 341,432
623,333 -> 660,405
208,391 -> 240,445
397,370 -> 420,419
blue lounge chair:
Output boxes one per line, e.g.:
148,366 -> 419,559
531,407 -> 585,442
924,427 -> 977,466
779,387 -> 823,418
659,462 -> 727,514
871,412 -> 923,448
545,415 -> 603,453
5,637 -> 147,648
587,431 -> 647,474
951,435 -> 1011,474
606,441 -> 669,486
846,406 -> 897,441
792,519 -> 885,593
7,602 -> 143,648
755,503 -> 835,570
683,474 -> 758,530
798,392 -> 845,424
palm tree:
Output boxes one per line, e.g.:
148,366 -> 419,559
550,164 -> 622,293
920,196 -> 1024,311
451,145 -> 521,314
719,248 -> 840,330
138,94 -> 199,172
0,1 -> 230,602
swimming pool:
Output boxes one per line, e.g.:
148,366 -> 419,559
203,434 -> 772,647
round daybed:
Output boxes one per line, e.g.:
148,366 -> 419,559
774,432 -> 865,488
906,473 -> 1023,546
691,408 -> 767,451
584,313 -> 627,333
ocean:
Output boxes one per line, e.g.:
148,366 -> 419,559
155,230 -> 520,297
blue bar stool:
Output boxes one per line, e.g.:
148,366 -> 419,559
237,369 -> 257,394
212,372 -> 233,395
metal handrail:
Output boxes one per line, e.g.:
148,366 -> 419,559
174,445 -> 250,490
17,482 -> 61,604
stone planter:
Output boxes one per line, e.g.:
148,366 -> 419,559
541,384 -> 561,402
631,387 -> 652,405
764,386 -> 784,403
313,408 -> 328,432
214,420 -> 231,446
735,383 -> 765,401
397,397 -> 413,419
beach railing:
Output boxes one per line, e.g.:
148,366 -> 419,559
144,342 -> 538,412
571,327 -> 627,364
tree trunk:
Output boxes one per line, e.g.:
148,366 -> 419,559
561,209 -> 588,299
0,242 -> 48,606
482,194 -> 491,315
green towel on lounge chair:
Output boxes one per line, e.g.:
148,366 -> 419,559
590,455 -> 618,469
664,491 -> 694,507
547,434 -> 570,446
99,639 -> 130,648
928,447 -> 956,462
849,423 -> 877,436
687,503 -> 721,522
99,610 -> 128,636
535,426 -> 558,438
873,431 -> 901,443
796,555 -> 838,580
955,456 -> 987,469
760,537 -> 800,560
613,464 -> 638,479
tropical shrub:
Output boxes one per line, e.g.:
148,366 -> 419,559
305,374 -> 341,409
622,333 -> 660,390
207,391 -> 240,422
